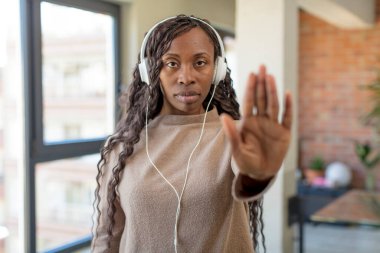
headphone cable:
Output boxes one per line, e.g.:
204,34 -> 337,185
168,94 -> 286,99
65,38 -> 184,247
145,84 -> 218,253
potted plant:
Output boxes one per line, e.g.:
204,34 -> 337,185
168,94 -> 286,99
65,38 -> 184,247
304,156 -> 325,185
358,71 -> 380,191
361,71 -> 380,137
354,141 -> 380,191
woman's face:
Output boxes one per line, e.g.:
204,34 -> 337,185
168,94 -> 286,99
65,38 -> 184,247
159,27 -> 215,115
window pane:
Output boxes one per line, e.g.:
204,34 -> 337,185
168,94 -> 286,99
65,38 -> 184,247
41,2 -> 115,143
36,154 -> 98,251
0,0 -> 22,252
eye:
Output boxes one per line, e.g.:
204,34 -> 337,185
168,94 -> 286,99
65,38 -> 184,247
166,61 -> 178,68
195,60 -> 207,67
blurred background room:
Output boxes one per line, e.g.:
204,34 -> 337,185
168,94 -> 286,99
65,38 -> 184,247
0,0 -> 379,252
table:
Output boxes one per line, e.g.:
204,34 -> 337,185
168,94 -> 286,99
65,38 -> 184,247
291,190 -> 380,253
311,189 -> 380,227
289,183 -> 348,253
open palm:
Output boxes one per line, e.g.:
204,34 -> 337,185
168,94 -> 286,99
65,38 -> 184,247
221,65 -> 292,181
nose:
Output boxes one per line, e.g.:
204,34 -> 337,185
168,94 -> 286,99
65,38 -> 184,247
178,65 -> 195,85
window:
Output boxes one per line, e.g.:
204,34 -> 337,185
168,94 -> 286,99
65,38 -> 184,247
0,1 -> 24,252
40,1 -> 116,143
20,0 -> 120,252
36,155 -> 98,251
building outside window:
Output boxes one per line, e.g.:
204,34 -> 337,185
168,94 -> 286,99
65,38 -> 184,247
0,0 -> 120,252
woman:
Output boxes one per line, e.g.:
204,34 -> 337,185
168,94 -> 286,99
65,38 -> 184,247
92,14 -> 292,253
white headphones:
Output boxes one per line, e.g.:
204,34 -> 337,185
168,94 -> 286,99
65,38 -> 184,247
138,16 -> 227,86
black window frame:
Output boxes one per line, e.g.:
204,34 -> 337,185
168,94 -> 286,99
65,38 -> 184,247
20,0 -> 121,252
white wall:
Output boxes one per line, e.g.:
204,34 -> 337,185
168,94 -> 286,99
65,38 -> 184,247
236,0 -> 298,252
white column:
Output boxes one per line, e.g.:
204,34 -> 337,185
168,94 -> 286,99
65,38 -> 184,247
236,1 -> 299,253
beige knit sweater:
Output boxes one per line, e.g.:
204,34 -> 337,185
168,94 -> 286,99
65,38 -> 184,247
92,108 -> 274,253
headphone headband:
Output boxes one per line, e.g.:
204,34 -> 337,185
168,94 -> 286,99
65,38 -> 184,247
138,15 -> 227,86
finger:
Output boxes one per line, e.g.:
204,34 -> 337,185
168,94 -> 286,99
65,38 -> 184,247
282,91 -> 292,129
266,75 -> 279,122
242,73 -> 257,117
220,114 -> 240,151
256,65 -> 267,116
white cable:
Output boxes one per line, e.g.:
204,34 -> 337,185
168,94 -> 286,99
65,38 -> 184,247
145,84 -> 218,253
145,110 -> 180,201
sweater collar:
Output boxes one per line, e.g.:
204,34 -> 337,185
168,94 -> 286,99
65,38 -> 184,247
149,107 -> 220,127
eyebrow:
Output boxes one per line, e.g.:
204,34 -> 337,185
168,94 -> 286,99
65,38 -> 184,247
163,52 -> 211,58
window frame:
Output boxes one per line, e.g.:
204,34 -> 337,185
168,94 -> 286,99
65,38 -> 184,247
20,0 -> 121,252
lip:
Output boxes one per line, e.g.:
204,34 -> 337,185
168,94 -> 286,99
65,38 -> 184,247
174,91 -> 201,104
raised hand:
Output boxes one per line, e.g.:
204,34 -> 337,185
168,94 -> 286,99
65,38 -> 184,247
221,65 -> 292,181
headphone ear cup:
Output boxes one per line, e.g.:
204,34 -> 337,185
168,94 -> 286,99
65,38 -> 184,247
213,56 -> 227,86
139,58 -> 150,85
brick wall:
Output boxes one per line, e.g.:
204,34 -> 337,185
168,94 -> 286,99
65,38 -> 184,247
298,0 -> 380,188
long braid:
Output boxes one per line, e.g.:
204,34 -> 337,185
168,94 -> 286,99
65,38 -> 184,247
249,199 -> 266,252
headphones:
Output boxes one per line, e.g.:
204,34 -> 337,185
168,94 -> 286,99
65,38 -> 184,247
138,16 -> 227,86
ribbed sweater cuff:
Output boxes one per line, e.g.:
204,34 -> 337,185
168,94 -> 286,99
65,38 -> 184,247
231,158 -> 277,201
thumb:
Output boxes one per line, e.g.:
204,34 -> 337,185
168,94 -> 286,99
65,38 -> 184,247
220,114 -> 240,152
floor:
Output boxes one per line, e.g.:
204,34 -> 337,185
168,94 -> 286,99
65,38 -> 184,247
294,223 -> 380,253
